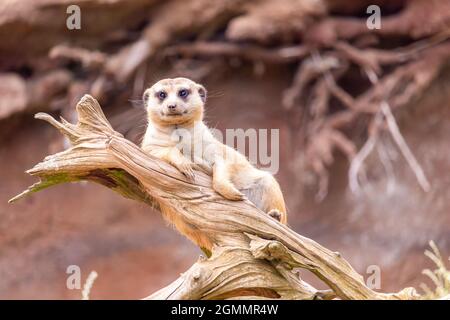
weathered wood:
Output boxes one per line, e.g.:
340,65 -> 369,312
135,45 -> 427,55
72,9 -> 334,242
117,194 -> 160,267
10,95 -> 420,300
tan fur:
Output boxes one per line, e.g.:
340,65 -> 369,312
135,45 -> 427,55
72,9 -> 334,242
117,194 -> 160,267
141,78 -> 287,246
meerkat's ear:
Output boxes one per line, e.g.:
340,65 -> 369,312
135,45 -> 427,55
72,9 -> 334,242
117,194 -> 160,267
197,85 -> 207,103
143,89 -> 150,108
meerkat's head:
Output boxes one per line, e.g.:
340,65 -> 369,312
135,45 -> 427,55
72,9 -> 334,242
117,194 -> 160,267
143,77 -> 207,127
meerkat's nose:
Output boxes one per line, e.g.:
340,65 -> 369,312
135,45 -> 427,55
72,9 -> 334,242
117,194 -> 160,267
168,104 -> 177,110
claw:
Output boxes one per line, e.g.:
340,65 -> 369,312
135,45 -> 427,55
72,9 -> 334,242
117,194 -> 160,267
177,162 -> 195,181
213,182 -> 244,201
225,189 -> 245,201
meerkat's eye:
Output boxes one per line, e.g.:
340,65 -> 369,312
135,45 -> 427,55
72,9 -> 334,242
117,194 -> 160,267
178,89 -> 189,98
157,91 -> 167,100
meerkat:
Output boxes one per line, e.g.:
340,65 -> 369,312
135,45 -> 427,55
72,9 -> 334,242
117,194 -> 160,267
141,78 -> 287,229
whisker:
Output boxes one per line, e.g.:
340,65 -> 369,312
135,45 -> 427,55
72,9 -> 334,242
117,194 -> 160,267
128,99 -> 146,109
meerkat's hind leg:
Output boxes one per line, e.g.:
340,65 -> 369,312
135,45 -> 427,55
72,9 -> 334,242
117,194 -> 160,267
267,209 -> 283,222
241,173 -> 287,224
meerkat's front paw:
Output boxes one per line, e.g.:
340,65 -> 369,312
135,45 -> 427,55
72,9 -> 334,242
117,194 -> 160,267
175,160 -> 195,180
213,181 -> 244,201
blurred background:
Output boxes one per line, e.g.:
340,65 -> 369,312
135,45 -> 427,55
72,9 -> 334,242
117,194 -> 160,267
1,0 -> 449,299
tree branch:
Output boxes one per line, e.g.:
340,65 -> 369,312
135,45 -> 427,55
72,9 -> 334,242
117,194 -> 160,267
10,94 -> 420,300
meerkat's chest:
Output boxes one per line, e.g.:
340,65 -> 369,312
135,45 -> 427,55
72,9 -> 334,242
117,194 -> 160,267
175,128 -> 215,164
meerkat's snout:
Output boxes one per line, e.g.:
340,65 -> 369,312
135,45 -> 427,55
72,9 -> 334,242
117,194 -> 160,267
165,102 -> 182,115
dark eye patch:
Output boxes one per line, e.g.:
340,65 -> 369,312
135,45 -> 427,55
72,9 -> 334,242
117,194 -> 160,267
178,88 -> 190,99
156,91 -> 167,101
